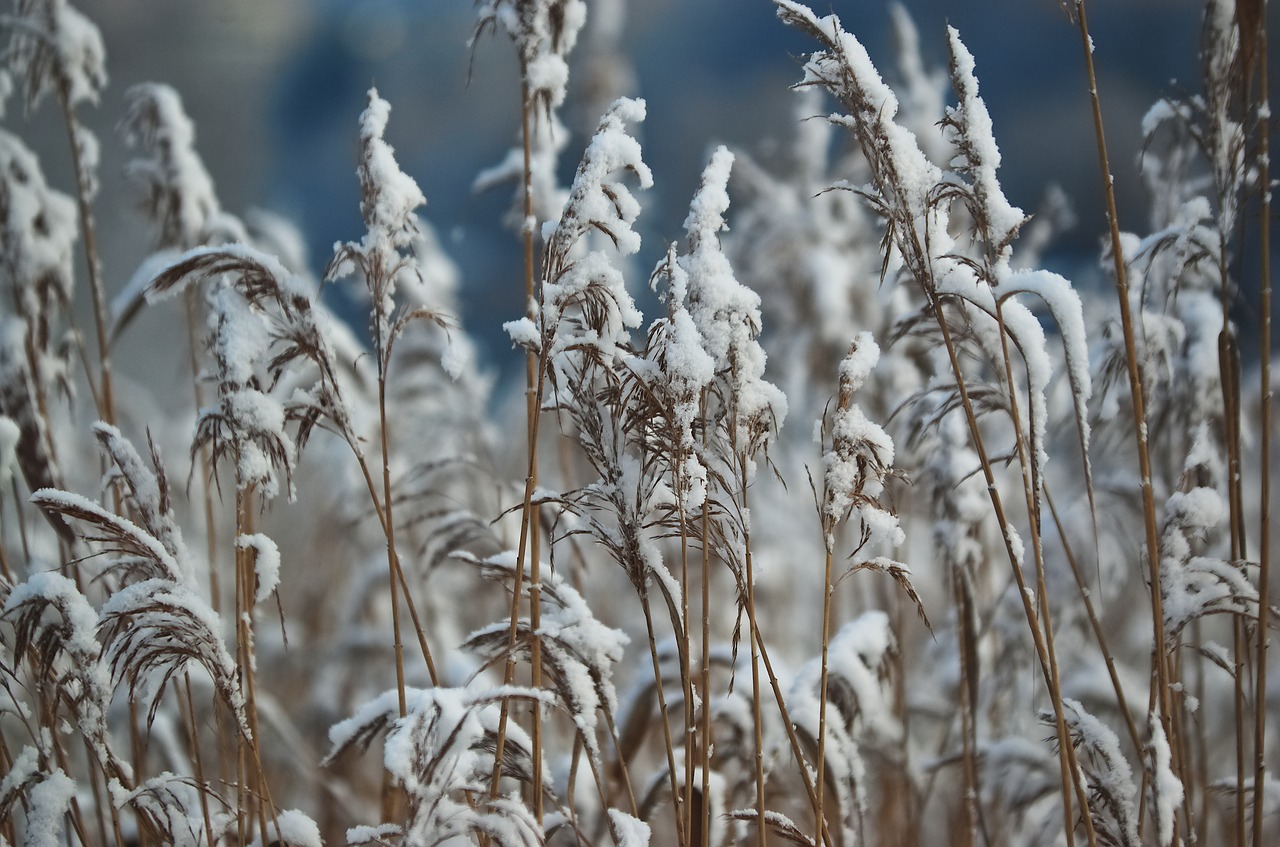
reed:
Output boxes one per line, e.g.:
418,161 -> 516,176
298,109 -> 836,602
0,1 -> 1273,845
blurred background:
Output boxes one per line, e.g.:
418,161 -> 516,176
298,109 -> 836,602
63,0 -> 1272,380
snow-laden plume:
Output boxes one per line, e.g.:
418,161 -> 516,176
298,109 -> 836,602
0,0 -> 105,114
505,96 -> 651,363
681,146 -> 787,462
1052,699 -> 1141,847
474,0 -> 588,230
1159,484 -> 1256,640
0,130 -> 78,400
1146,713 -> 1184,847
461,550 -> 629,772
1,571 -> 119,773
788,611 -> 899,846
118,82 -> 244,251
819,334 -> 899,550
0,748 -> 74,847
634,244 -> 716,513
475,0 -> 586,113
0,161 -> 77,545
115,772 -> 236,847
144,245 -> 354,499
28,425 -> 247,737
326,88 -> 430,363
326,685 -> 549,846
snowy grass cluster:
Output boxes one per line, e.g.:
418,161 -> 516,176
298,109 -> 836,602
0,1 -> 1275,846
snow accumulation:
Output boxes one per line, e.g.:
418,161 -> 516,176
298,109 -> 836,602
2,571 -> 99,658
681,146 -> 788,449
120,83 -> 229,249
24,768 -> 75,847
237,532 -> 282,604
608,809 -> 652,847
260,809 -> 323,847
0,413 -> 19,485
946,26 -> 1025,251
349,86 -> 427,334
1148,715 -> 1184,847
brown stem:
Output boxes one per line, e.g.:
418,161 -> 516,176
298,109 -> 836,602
1073,1 -> 1174,777
699,391 -> 714,847
519,71 -> 548,826
1045,490 -> 1142,755
640,591 -> 689,847
815,545 -> 834,839
185,289 -> 221,616
183,673 -> 218,847
746,607 -> 835,847
56,83 -> 113,428
377,353 -> 407,723
676,467 -> 697,845
952,571 -> 979,847
489,68 -> 546,819
1252,23 -> 1273,847
991,293 -> 1098,847
347,443 -> 439,686
605,708 -> 640,817
488,352 -> 547,802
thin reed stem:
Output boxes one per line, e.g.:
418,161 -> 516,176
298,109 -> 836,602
676,467 -> 696,846
951,572 -> 979,847
347,442 -> 440,685
1045,489 -> 1142,754
699,390 -> 714,847
488,347 -> 547,803
378,344 -> 407,722
56,82 -> 113,428
182,673 -> 217,847
1073,2 -> 1175,777
746,607 -> 834,847
742,504 -> 766,847
1252,20 -> 1272,847
640,591 -> 689,847
815,546 -> 834,839
991,293 -> 1099,846
518,72 -> 547,824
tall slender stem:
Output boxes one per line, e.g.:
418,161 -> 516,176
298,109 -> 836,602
1073,6 -> 1176,814
746,607 -> 834,847
1252,23 -> 1272,847
929,292 -> 1082,844
489,70 -> 547,815
675,463 -> 696,845
815,545 -> 834,838
56,84 -> 113,428
698,391 -> 713,847
640,592 -> 689,847
518,72 -> 547,822
378,352 -> 407,722
992,293 -> 1099,846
